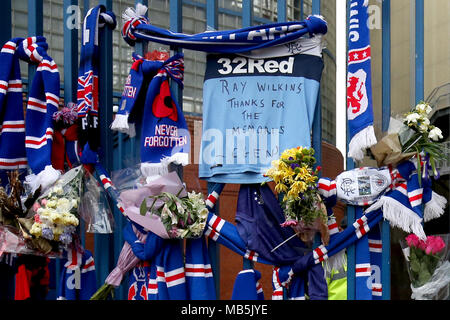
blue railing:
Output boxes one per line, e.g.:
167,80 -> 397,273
1,0 -> 422,301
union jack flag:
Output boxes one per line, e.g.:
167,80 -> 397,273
77,71 -> 98,118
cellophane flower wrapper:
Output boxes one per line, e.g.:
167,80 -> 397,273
79,170 -> 115,234
91,225 -> 147,300
111,163 -> 147,192
26,166 -> 84,250
400,233 -> 450,300
0,224 -> 60,257
120,171 -> 190,239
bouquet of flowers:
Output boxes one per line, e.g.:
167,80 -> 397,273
264,146 -> 329,245
140,190 -> 209,239
26,166 -> 84,252
401,102 -> 447,180
0,170 -> 52,255
401,233 -> 450,300
371,102 -> 447,182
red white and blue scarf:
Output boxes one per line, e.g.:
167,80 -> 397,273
346,0 -> 377,161
0,38 -> 27,185
77,5 -> 116,154
0,36 -> 61,192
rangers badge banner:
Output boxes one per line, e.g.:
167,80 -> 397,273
346,0 -> 377,161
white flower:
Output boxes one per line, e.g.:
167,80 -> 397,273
405,112 -> 421,124
418,117 -> 430,132
30,223 -> 42,236
429,127 -> 443,141
53,185 -> 64,195
56,198 -> 71,212
160,204 -> 170,220
175,201 -> 185,215
46,199 -> 57,208
415,103 -> 432,115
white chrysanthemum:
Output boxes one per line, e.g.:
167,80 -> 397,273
53,185 -> 64,195
56,198 -> 71,212
46,199 -> 57,208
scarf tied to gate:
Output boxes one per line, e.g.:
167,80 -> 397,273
111,53 -> 188,179
77,5 -> 116,156
0,36 -> 61,192
121,3 -> 327,53
346,0 -> 377,161
318,161 -> 447,240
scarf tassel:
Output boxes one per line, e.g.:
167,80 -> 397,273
367,197 -> 426,240
110,114 -> 132,135
140,152 -> 188,182
424,191 -> 447,222
348,125 -> 377,161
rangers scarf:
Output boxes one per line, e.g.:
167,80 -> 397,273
364,160 -> 446,240
0,38 -> 27,186
77,5 -> 116,154
232,269 -> 264,300
0,36 -> 61,192
346,0 -> 377,161
57,248 -> 97,300
19,37 -> 62,192
121,4 -> 327,54
111,53 -> 188,178
185,237 -> 216,300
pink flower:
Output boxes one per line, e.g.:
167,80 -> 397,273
417,239 -> 427,251
34,214 -> 41,223
32,202 -> 41,212
405,234 -> 420,248
425,236 -> 446,255
280,220 -> 299,228
40,199 -> 48,206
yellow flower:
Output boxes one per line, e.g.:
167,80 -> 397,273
30,222 -> 42,237
275,183 -> 288,194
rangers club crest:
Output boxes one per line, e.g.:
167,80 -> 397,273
347,69 -> 368,120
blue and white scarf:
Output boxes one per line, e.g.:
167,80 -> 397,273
0,38 -> 27,186
232,269 -> 264,300
0,36 -> 61,192
121,4 -> 327,54
77,5 -> 116,154
346,0 -> 377,161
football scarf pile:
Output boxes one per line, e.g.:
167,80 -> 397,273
366,160 -> 447,240
346,0 -> 377,161
0,36 -> 61,192
77,5 -> 116,154
123,221 -> 216,300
